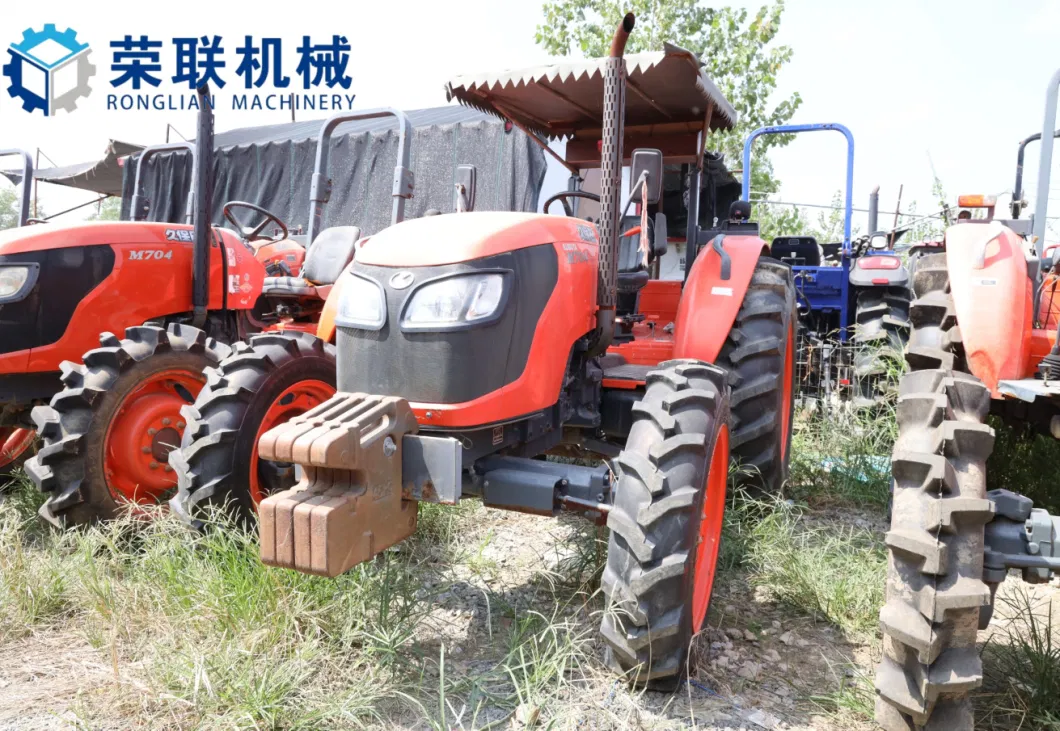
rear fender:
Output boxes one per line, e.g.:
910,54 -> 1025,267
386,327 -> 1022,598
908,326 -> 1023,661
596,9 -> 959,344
946,222 -> 1034,392
849,258 -> 909,288
673,235 -> 769,363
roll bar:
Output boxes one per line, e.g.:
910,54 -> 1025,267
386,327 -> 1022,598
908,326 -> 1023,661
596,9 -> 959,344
0,149 -> 33,227
742,123 -> 855,253
307,108 -> 414,246
130,141 -> 196,223
1012,129 -> 1060,219
1033,67 -> 1060,257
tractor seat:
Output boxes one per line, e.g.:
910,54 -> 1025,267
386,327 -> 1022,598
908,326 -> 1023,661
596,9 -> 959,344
262,225 -> 361,297
771,236 -> 821,267
617,215 -> 649,293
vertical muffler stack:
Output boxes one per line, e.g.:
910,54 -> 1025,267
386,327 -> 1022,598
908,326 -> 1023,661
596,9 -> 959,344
191,83 -> 214,327
591,13 -> 634,354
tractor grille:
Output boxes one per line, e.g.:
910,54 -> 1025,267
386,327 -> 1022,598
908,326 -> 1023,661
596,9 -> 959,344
336,244 -> 558,404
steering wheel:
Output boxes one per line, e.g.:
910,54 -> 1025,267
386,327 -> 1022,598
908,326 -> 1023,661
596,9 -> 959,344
25,218 -> 48,225
544,190 -> 601,217
223,201 -> 289,243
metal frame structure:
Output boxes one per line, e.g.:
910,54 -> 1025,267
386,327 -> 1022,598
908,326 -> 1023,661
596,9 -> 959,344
0,149 -> 34,227
741,123 -> 856,334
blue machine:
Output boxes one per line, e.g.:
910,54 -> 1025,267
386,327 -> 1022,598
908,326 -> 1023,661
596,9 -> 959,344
741,123 -> 908,343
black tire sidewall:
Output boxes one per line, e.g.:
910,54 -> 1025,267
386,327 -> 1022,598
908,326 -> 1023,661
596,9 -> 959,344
205,353 -> 336,518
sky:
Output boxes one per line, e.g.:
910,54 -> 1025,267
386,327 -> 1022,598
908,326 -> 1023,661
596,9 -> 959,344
1,0 -> 1059,239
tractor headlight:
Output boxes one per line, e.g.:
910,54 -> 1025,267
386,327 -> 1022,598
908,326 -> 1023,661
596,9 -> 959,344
336,274 -> 386,330
401,272 -> 509,331
0,264 -> 38,303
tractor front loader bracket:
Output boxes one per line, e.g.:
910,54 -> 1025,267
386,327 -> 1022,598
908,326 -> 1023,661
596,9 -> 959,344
257,392 -> 424,577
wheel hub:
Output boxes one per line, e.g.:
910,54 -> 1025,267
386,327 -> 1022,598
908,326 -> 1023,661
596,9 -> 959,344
103,369 -> 203,504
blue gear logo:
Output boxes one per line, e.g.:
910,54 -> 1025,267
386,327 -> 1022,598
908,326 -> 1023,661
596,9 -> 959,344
3,24 -> 94,115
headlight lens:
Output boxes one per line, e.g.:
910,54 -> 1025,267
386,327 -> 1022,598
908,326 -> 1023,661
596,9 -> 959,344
402,273 -> 507,328
336,274 -> 386,330
0,266 -> 31,299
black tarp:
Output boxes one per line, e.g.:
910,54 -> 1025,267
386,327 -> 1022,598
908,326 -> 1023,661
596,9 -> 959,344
1,140 -> 143,196
119,106 -> 547,234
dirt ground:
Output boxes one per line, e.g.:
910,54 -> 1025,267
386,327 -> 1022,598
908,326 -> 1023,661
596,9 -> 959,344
1,505 -> 1055,730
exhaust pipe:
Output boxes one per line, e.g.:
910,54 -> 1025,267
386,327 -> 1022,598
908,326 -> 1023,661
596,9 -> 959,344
191,83 -> 215,328
867,185 -> 879,233
590,12 -> 634,356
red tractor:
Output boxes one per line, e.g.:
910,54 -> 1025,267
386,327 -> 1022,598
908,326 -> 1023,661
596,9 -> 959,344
0,148 -> 41,480
175,16 -> 797,685
875,68 -> 1060,729
12,85 -> 414,525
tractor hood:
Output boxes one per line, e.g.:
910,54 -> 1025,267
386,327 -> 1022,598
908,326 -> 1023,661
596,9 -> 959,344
0,220 -> 196,255
356,211 -> 599,268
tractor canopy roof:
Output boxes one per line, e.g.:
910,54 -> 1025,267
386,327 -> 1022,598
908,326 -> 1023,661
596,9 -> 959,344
446,43 -> 736,167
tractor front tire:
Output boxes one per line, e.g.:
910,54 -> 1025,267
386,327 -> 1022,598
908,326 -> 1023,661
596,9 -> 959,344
601,360 -> 731,688
717,258 -> 796,494
853,287 -> 912,406
874,368 -> 995,730
26,324 -> 230,527
169,332 -> 336,529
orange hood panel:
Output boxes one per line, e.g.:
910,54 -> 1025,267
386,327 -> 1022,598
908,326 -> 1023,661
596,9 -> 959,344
355,212 -> 600,267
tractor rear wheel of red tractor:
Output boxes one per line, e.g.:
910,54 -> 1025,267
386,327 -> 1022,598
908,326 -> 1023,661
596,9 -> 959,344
168,332 -> 336,529
601,360 -> 730,688
26,324 -> 231,527
717,258 -> 796,494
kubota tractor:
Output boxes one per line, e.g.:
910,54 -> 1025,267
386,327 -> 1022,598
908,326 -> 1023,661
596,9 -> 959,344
0,148 -> 41,480
874,68 -> 1060,729
13,86 -> 415,526
224,15 -> 796,686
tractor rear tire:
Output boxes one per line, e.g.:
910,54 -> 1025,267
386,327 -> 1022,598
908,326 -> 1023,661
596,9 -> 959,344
26,324 -> 230,527
601,359 -> 730,688
716,258 -> 796,494
874,368 -> 994,730
169,332 -> 336,529
853,287 -> 912,406
906,253 -> 965,372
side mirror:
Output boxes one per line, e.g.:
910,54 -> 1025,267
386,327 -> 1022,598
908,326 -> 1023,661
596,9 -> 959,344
653,212 -> 668,257
630,148 -> 663,205
455,164 -> 477,212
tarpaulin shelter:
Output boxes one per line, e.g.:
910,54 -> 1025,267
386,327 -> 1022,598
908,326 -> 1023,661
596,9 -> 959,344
118,106 -> 547,234
1,140 -> 142,197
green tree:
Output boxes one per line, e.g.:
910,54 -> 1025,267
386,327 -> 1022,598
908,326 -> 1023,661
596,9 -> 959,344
0,183 -> 40,230
88,196 -> 122,221
535,0 -> 801,195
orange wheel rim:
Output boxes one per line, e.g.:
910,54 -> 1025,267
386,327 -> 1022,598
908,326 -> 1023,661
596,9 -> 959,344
691,424 -> 729,630
780,321 -> 794,461
103,368 -> 205,505
0,428 -> 35,469
249,380 -> 334,506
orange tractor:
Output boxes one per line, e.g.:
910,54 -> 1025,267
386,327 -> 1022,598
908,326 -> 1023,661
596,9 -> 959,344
172,15 -> 797,685
875,68 -> 1060,729
15,86 -> 415,525
0,148 -> 41,480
